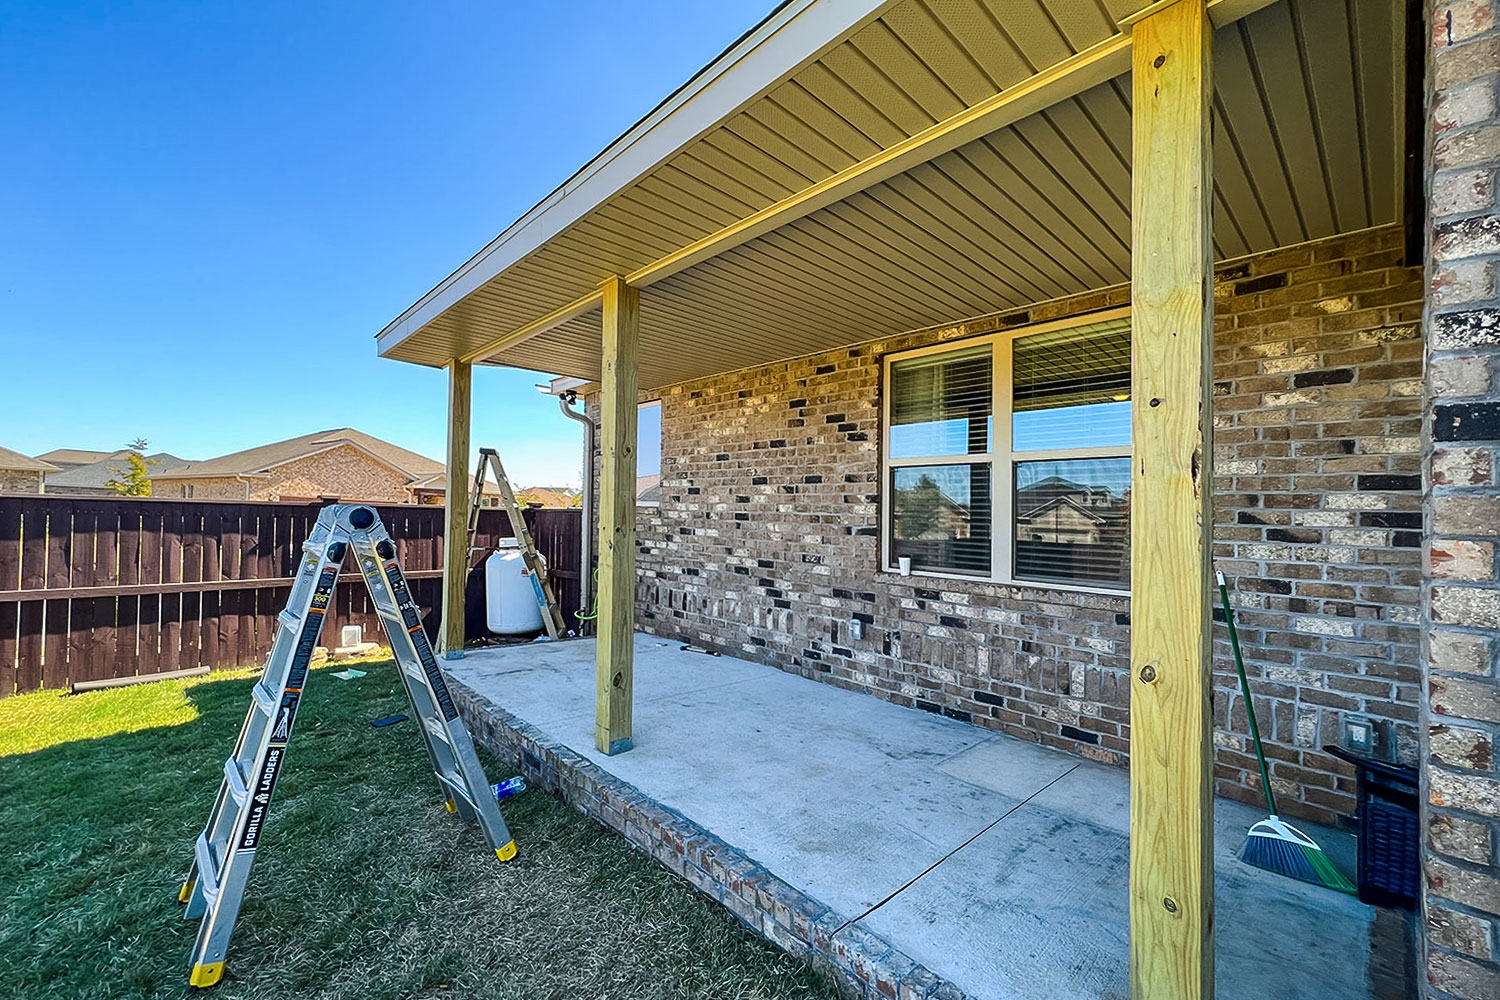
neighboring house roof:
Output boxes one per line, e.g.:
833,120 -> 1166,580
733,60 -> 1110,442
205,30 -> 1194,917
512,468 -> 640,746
636,474 -> 661,503
34,448 -> 113,468
155,429 -> 444,483
1017,494 -> 1107,526
407,472 -> 500,495
44,452 -> 190,491
0,447 -> 60,473
516,486 -> 579,508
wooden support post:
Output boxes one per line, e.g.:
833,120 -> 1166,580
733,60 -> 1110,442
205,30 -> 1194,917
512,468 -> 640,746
595,276 -> 639,755
1128,2 -> 1214,998
441,359 -> 472,659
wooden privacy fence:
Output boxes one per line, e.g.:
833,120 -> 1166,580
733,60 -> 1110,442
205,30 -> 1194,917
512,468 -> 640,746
0,496 -> 583,698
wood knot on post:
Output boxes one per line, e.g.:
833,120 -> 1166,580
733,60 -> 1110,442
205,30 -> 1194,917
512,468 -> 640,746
1153,54 -> 1166,69
612,671 -> 624,689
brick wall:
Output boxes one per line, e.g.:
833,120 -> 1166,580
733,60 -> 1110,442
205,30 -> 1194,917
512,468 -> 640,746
608,224 -> 1423,827
0,470 -> 44,494
1422,2 -> 1500,996
254,445 -> 413,503
153,446 -> 418,503
153,476 -> 249,500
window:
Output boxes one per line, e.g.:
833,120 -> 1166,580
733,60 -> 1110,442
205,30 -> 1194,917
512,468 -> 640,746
883,311 -> 1132,591
637,400 -> 662,507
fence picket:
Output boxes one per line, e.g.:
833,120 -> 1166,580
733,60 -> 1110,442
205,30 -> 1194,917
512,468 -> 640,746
0,496 -> 580,695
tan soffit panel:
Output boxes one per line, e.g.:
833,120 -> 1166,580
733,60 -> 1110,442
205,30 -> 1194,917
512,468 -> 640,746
402,0 -> 1402,392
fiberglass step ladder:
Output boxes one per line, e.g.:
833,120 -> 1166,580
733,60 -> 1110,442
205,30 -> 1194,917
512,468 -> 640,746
178,504 -> 515,988
466,446 -> 569,641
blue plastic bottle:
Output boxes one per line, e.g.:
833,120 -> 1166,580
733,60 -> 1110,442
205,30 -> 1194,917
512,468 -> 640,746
491,776 -> 526,801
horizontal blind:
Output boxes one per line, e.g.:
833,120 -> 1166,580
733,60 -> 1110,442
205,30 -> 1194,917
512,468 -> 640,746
889,344 -> 992,458
1012,317 -> 1131,452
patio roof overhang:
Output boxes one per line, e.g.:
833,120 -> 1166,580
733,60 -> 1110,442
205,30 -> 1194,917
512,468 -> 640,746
376,0 -> 1407,394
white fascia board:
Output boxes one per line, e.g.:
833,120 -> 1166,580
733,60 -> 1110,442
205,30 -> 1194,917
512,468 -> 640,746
376,0 -> 896,359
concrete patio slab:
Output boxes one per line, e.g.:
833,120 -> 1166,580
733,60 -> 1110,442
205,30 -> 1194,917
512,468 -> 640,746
446,633 -> 1400,1000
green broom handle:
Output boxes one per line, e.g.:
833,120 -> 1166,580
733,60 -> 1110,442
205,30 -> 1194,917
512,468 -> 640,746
1216,570 -> 1278,817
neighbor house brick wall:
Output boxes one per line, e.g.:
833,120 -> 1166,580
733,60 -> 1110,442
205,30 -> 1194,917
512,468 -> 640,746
599,224 -> 1423,827
152,476 -> 249,500
252,444 -> 413,503
153,445 -> 416,504
0,470 -> 45,494
1422,2 -> 1500,997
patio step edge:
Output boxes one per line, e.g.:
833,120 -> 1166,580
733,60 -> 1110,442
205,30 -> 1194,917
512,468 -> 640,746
448,676 -> 980,1000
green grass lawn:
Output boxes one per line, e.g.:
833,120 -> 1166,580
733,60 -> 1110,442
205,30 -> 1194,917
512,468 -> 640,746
0,658 -> 838,1000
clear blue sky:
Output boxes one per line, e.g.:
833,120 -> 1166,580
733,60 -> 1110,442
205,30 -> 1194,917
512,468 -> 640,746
0,0 -> 769,486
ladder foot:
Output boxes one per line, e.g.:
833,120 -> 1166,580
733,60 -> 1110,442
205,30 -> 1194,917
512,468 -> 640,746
495,841 -> 518,862
189,962 -> 225,988
445,798 -> 458,814
177,879 -> 195,904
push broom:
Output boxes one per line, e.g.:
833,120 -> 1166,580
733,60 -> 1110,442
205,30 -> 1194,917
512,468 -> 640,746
1216,571 -> 1356,894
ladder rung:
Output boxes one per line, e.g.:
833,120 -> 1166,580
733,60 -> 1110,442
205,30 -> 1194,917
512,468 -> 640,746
423,717 -> 451,745
194,835 -> 222,906
434,771 -> 475,812
277,610 -> 301,630
223,759 -> 249,807
251,683 -> 277,715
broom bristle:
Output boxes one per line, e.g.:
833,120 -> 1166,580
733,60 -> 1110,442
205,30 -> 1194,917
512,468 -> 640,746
1242,825 -> 1357,894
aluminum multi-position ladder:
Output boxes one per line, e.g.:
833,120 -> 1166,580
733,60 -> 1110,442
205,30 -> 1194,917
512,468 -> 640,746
178,504 -> 515,988
466,446 -> 569,640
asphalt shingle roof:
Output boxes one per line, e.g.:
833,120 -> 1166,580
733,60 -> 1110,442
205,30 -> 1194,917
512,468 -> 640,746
154,429 -> 443,481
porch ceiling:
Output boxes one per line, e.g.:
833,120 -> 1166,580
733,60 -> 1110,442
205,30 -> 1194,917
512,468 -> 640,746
378,0 -> 1406,393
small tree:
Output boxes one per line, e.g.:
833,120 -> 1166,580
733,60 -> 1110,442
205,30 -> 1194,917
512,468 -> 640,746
896,473 -> 942,538
107,439 -> 156,497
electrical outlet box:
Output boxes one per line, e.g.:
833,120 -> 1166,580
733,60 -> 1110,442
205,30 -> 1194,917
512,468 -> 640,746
848,618 -> 865,641
1342,714 -> 1376,757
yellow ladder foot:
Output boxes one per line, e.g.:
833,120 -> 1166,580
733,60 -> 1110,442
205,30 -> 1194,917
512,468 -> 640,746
189,962 -> 225,988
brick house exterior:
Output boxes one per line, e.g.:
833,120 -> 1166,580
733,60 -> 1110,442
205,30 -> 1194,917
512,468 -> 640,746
154,444 -> 415,502
0,469 -> 46,494
598,224 -> 1423,829
1421,1 -> 1500,997
149,429 -> 445,504
0,448 -> 58,494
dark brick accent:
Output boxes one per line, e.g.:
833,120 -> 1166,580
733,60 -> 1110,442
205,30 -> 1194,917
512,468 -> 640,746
1293,368 -> 1356,388
1358,474 -> 1422,491
1434,402 -> 1500,442
1234,272 -> 1289,294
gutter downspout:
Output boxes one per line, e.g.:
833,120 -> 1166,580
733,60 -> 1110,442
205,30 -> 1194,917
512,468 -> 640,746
558,390 -> 597,629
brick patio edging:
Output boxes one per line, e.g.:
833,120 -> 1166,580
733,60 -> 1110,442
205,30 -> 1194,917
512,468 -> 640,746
448,678 -> 975,1000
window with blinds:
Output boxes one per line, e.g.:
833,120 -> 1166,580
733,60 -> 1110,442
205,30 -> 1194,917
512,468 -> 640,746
882,313 -> 1132,589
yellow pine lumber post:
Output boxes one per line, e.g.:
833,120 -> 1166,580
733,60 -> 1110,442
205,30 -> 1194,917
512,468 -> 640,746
1128,1 -> 1214,998
442,359 -> 472,659
596,276 -> 639,754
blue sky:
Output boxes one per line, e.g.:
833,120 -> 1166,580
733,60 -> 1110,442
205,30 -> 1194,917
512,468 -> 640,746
0,0 -> 769,486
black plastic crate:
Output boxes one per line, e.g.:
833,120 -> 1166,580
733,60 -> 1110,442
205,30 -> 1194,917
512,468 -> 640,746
1325,744 -> 1419,910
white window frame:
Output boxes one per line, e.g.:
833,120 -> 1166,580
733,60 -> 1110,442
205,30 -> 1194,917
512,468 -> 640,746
879,307 -> 1133,595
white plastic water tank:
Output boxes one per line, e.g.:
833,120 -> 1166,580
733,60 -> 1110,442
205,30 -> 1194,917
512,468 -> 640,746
485,540 -> 545,635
